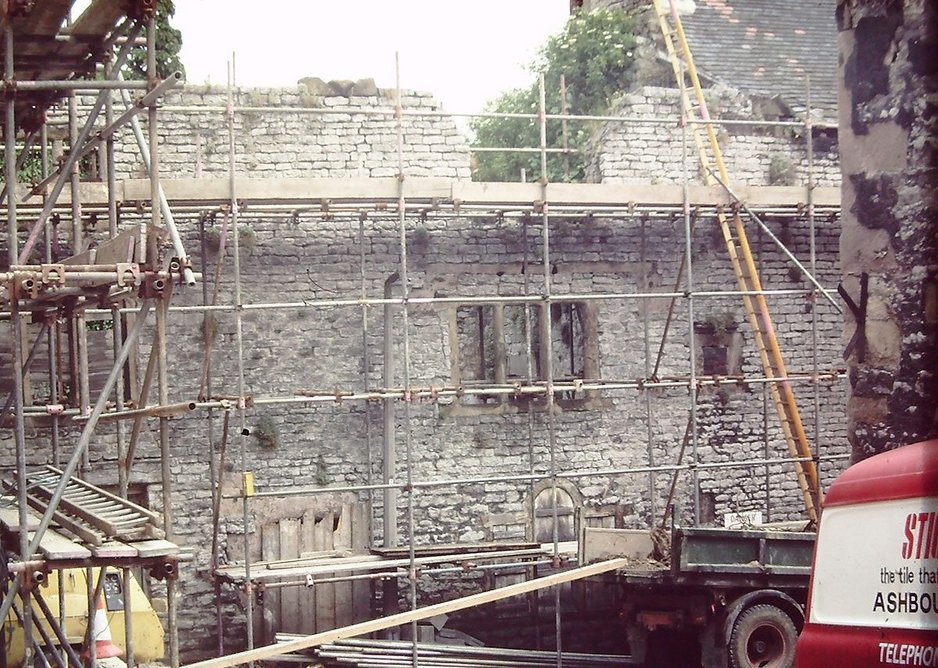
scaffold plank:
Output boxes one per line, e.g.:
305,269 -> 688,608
121,177 -> 839,209
185,557 -> 630,668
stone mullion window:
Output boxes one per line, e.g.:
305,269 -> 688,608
450,300 -> 601,412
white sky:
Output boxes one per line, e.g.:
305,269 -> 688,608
173,1 -> 571,113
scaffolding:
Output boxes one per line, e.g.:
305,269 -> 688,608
1,2 -> 848,668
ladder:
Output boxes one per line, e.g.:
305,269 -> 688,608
651,0 -> 823,521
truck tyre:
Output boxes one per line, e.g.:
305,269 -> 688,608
729,604 -> 797,668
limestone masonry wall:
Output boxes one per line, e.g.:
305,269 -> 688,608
587,86 -> 841,186
0,82 -> 849,658
111,85 -> 472,181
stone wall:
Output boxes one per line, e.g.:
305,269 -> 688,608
587,86 -> 841,186
151,204 -> 847,655
109,84 -> 471,181
0,82 -> 850,659
836,0 -> 938,458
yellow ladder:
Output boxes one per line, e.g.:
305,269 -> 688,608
651,0 -> 822,521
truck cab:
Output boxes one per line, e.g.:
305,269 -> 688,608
796,439 -> 938,667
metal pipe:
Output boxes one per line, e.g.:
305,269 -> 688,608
679,66 -> 701,526
117,71 -> 196,286
103,285 -> 822,315
537,72 -> 565,668
0,130 -> 36,206
123,333 -> 161,482
4,21 -> 34,668
123,568 -> 135,668
30,588 -> 85,668
73,400 -> 196,422
640,216 -> 657,524
11,596 -> 61,668
707,170 -> 841,312
16,22 -> 143,263
14,79 -> 149,90
152,103 -> 836,129
806,76 -> 823,507
0,299 -> 153,626
359,214 -> 375,558
382,272 -> 400,549
7,200 -> 838,220
68,92 -> 81,254
9,368 -> 844,416
244,451 -> 850,501
227,53 -> 256,661
0,321 -> 48,420
392,51 -> 420,661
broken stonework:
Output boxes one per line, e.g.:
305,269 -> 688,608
837,0 -> 938,457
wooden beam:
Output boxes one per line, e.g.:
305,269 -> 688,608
184,557 -> 629,668
121,177 -> 839,209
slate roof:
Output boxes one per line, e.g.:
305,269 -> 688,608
679,0 -> 838,120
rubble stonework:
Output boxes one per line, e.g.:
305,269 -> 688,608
587,86 -> 841,186
155,205 -> 847,654
837,0 -> 938,457
0,82 -> 849,658
110,85 -> 472,181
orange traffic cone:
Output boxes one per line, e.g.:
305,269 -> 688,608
84,595 -> 123,660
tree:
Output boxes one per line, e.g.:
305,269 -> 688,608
470,8 -> 637,182
123,0 -> 185,80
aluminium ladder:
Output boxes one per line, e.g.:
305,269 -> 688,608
651,0 -> 823,521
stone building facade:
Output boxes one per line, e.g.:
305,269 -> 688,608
2,74 -> 849,658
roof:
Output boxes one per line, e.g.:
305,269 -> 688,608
679,0 -> 838,120
823,440 -> 938,507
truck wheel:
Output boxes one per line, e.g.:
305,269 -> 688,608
729,604 -> 797,668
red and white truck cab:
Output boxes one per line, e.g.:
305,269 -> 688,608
796,439 -> 938,667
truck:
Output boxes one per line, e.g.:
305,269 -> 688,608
795,439 -> 938,667
582,522 -> 815,668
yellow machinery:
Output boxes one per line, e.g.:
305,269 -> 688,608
3,567 -> 164,666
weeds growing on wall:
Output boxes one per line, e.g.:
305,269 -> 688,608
470,8 -> 637,183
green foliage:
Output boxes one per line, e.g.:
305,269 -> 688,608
85,319 -> 114,332
123,0 -> 186,80
768,154 -> 797,186
471,9 -> 637,182
254,416 -> 279,449
314,454 -> 331,486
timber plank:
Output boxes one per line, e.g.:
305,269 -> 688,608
350,503 -> 371,623
33,529 -> 93,560
122,177 -> 840,210
0,506 -> 41,533
299,510 -> 318,633
333,505 -> 354,627
279,518 -> 301,634
91,540 -> 138,559
129,539 -> 180,558
313,511 -> 336,631
261,523 -> 281,642
183,558 -> 631,668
